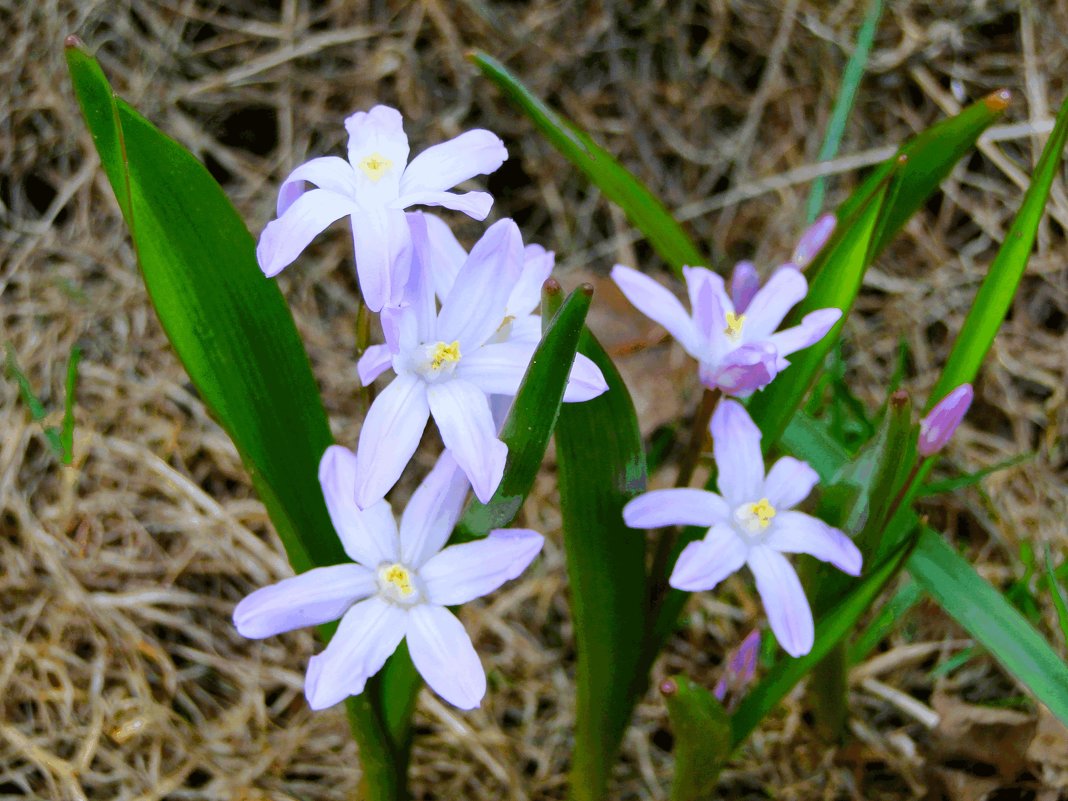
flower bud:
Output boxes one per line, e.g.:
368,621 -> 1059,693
918,383 -> 974,456
792,213 -> 836,268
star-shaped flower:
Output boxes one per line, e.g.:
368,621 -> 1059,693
352,214 -> 607,507
257,105 -> 507,311
234,447 -> 544,710
622,400 -> 862,656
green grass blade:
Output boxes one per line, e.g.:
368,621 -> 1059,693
730,536 -> 915,748
662,676 -> 731,801
5,344 -> 64,456
60,345 -> 82,465
470,51 -> 705,276
849,577 -> 925,663
928,95 -> 1068,407
806,0 -> 883,221
918,451 -> 1034,497
908,528 -> 1068,726
555,330 -> 648,801
454,285 -> 593,541
1044,546 -> 1068,652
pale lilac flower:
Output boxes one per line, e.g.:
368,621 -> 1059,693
714,629 -> 761,702
622,400 -> 862,657
918,383 -> 974,457
352,214 -> 607,507
256,105 -> 507,311
233,447 -> 543,711
611,261 -> 841,396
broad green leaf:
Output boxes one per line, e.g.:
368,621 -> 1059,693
908,528 -> 1068,726
730,537 -> 915,748
849,577 -> 925,663
806,0 -> 883,221
454,285 -> 593,541
555,330 -> 648,801
65,43 -> 407,799
470,51 -> 705,275
928,95 -> 1068,407
661,676 -> 731,801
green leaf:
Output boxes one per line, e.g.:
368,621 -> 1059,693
849,577 -> 925,663
730,536 -> 915,749
454,284 -> 593,541
60,345 -> 82,465
928,95 -> 1068,407
1043,546 -> 1068,653
908,528 -> 1068,726
470,51 -> 705,275
806,0 -> 883,221
661,676 -> 731,801
918,451 -> 1035,497
65,42 -> 406,799
5,344 -> 65,458
555,330 -> 648,801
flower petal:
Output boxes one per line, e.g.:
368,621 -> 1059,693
350,206 -> 412,312
741,266 -> 807,341
668,525 -> 749,592
304,597 -> 407,710
762,456 -> 819,510
401,212 -> 439,343
454,341 -> 535,397
611,265 -> 703,356
427,379 -> 507,504
563,353 -> 609,402
747,546 -> 814,657
392,190 -> 494,220
437,219 -> 523,350
623,488 -> 730,528
730,260 -> 761,313
257,189 -> 358,278
276,156 -> 358,216
766,512 -> 863,576
233,564 -> 375,639
357,344 -> 395,386
353,374 -> 430,508
399,452 -> 470,568
400,129 -> 507,195
768,308 -> 842,357
422,212 -> 469,301
344,105 -> 409,203
708,341 -> 778,395
710,399 -> 765,506
510,244 -> 555,317
421,528 -> 544,605
918,383 -> 974,457
683,266 -> 730,342
318,445 -> 399,565
406,605 -> 486,710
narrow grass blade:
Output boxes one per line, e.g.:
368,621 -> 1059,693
556,330 -> 648,801
5,344 -> 64,456
806,0 -> 883,221
918,451 -> 1034,497
849,577 -> 925,663
454,284 -> 593,541
1043,546 -> 1068,652
470,51 -> 705,275
908,528 -> 1068,726
928,95 -> 1068,407
730,536 -> 915,749
60,345 -> 82,465
661,676 -> 731,801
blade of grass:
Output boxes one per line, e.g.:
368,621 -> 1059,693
1043,546 -> 1068,652
470,51 -> 705,275
60,345 -> 82,465
806,0 -> 883,221
5,344 -> 64,456
918,451 -> 1035,497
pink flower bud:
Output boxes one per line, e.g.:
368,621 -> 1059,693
792,213 -> 836,268
714,630 -> 761,701
918,384 -> 974,456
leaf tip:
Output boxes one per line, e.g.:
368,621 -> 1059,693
984,88 -> 1012,112
542,277 -> 562,297
890,389 -> 910,409
64,34 -> 86,51
578,282 -> 595,298
660,678 -> 678,696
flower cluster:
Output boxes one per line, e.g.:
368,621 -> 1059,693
238,106 -> 606,710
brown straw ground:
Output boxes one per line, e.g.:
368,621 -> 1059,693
3,1 -> 1068,798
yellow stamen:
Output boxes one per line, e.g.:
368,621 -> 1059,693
382,564 -> 414,597
430,340 -> 461,370
749,498 -> 776,529
358,152 -> 393,182
724,312 -> 746,340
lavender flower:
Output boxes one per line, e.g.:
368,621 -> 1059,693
611,260 -> 840,396
622,400 -> 862,657
714,629 -> 761,702
352,214 -> 607,506
918,383 -> 974,457
233,447 -> 543,710
256,105 -> 507,311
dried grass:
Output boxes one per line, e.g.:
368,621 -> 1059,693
2,0 -> 1067,798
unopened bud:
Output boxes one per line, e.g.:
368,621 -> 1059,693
918,384 -> 974,456
792,214 -> 836,268
714,630 -> 761,701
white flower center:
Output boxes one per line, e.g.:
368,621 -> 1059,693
411,340 -> 462,381
376,562 -> 422,606
733,498 -> 776,536
724,312 -> 746,342
358,152 -> 394,182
